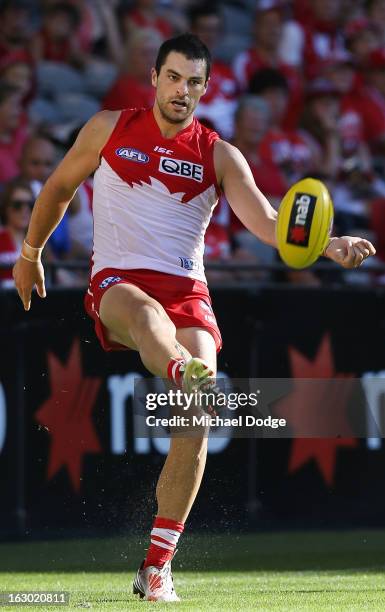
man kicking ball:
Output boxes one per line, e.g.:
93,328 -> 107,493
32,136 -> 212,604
13,34 -> 375,602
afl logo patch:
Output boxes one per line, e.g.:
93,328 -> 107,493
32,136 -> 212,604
116,147 -> 149,163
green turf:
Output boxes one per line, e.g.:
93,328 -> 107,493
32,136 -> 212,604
0,531 -> 385,610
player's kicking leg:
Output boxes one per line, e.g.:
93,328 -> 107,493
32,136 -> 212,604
133,327 -> 216,602
99,285 -> 218,601
99,283 -> 216,393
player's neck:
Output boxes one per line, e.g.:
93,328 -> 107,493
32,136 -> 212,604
152,105 -> 193,139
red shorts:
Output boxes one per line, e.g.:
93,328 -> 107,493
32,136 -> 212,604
84,268 -> 222,352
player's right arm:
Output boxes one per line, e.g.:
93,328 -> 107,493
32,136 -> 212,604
13,110 -> 120,311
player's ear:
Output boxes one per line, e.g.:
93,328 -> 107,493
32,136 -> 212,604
151,67 -> 158,87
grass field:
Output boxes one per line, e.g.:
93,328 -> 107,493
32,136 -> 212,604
0,530 -> 385,610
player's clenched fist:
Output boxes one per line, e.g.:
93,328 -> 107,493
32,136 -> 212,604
324,236 -> 376,269
13,253 -> 46,312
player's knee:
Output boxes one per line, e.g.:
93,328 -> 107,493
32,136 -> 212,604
134,302 -> 175,336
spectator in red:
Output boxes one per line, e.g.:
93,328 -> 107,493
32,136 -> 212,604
233,94 -> 288,203
367,0 -> 385,46
299,79 -> 342,179
344,18 -> 380,69
188,3 -> 238,139
31,2 -> 86,68
40,0 -> 95,53
323,50 -> 372,169
102,28 -> 161,111
0,0 -> 33,62
0,178 -> 34,286
121,0 -> 173,40
229,95 -> 287,266
352,49 -> 385,154
233,0 -> 303,129
249,68 -> 314,183
290,0 -> 345,78
0,51 -> 35,107
0,84 -> 28,185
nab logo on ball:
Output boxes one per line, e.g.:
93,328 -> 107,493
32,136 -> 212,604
286,192 -> 316,247
116,147 -> 149,163
276,178 -> 334,269
159,157 -> 203,182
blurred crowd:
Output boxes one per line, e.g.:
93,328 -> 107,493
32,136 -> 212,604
1,0 -> 385,288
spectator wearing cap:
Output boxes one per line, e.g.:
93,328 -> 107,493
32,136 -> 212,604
102,28 -> 161,111
0,178 -> 34,286
0,84 -> 28,184
233,0 -> 303,130
249,68 -> 314,183
188,3 -> 238,139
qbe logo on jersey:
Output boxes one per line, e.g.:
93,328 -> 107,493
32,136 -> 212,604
286,192 -> 316,247
159,156 -> 203,182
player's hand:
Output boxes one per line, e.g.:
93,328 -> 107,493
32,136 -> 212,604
324,236 -> 376,269
12,257 -> 46,311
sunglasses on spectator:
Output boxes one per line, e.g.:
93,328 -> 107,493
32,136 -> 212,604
8,199 -> 34,211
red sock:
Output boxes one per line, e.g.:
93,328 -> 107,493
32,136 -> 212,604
167,358 -> 185,386
143,516 -> 184,568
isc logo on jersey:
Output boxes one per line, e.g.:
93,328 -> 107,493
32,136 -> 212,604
159,156 -> 203,182
116,147 -> 149,163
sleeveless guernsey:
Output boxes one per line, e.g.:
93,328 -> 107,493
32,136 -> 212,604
91,108 -> 221,283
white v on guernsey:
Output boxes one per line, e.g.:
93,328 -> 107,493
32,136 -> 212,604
91,108 -> 221,283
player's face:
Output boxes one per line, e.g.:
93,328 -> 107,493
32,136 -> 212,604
152,51 -> 208,124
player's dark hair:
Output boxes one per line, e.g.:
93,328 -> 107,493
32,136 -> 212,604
155,33 -> 211,82
248,68 -> 289,95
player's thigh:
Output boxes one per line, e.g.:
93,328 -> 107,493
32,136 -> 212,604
99,282 -> 168,350
176,326 -> 217,374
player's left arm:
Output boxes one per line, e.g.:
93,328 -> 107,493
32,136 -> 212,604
214,140 -> 376,268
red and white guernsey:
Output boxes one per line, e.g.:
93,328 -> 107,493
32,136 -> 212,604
92,108 -> 221,283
